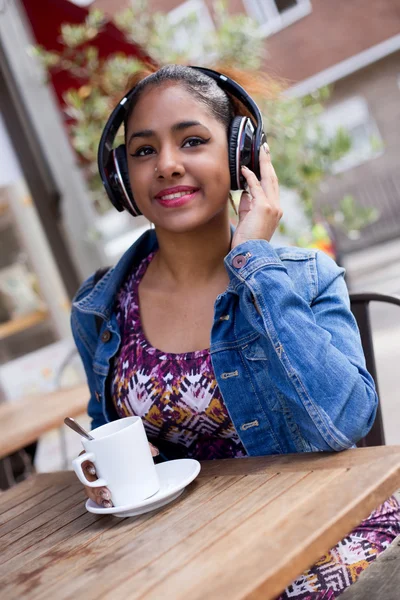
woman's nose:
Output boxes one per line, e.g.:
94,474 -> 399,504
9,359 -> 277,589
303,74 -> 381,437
155,147 -> 185,179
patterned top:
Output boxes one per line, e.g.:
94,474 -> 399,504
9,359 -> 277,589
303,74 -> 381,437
111,252 -> 247,460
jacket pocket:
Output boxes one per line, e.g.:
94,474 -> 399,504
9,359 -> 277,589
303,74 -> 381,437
241,336 -> 269,361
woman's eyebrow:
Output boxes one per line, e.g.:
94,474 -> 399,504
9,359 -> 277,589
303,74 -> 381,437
127,121 -> 210,145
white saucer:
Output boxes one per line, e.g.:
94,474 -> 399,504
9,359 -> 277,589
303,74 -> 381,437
85,458 -> 200,518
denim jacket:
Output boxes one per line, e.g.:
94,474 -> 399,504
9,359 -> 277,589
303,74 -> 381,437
71,229 -> 377,456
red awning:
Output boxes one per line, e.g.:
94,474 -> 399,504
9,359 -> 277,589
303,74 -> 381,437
21,0 -> 151,105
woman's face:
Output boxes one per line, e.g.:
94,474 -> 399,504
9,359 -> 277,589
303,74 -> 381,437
125,83 -> 231,232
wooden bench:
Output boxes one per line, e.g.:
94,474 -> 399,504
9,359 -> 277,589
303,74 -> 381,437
340,534 -> 400,600
0,383 -> 89,459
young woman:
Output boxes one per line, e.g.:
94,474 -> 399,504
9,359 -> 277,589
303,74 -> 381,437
71,65 -> 399,599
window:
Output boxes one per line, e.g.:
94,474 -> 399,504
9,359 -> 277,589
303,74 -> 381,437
319,97 -> 384,173
244,0 -> 312,37
168,0 -> 215,62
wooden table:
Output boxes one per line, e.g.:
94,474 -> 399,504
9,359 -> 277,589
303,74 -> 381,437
1,446 -> 400,600
0,384 -> 89,459
0,310 -> 49,340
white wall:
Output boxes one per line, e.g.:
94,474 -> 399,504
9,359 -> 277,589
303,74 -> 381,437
0,0 -> 108,280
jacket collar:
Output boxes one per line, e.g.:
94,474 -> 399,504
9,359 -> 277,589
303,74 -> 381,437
73,228 -> 158,320
73,224 -> 236,320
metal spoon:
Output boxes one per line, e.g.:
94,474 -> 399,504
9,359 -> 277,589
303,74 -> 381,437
64,417 -> 94,441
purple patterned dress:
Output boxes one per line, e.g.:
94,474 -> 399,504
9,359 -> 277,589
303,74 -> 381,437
111,252 -> 400,599
111,252 -> 246,461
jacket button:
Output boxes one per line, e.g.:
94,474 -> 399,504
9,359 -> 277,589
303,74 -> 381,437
232,254 -> 248,268
101,330 -> 111,343
95,392 -> 101,403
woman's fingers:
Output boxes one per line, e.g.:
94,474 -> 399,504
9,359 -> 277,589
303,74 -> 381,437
82,460 -> 97,481
241,165 -> 262,201
240,143 -> 282,224
231,143 -> 282,246
237,190 -> 252,222
80,445 -> 158,509
82,460 -> 113,508
259,143 -> 280,208
95,487 -> 113,508
149,442 -> 159,457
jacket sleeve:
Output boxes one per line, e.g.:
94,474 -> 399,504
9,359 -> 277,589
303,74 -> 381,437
70,275 -> 107,430
225,240 -> 378,451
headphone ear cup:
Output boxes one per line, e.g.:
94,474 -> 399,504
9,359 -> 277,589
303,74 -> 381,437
113,145 -> 142,217
228,116 -> 257,190
228,116 -> 245,190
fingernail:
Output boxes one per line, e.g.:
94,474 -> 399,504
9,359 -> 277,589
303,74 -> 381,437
241,165 -> 248,170
102,500 -> 112,508
86,465 -> 96,476
100,490 -> 111,500
150,444 -> 159,457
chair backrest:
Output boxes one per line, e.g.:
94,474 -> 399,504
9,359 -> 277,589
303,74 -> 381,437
350,292 -> 400,447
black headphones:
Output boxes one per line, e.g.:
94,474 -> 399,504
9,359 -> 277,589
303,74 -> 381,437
97,66 -> 266,217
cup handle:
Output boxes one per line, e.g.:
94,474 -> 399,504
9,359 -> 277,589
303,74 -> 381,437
72,452 -> 108,487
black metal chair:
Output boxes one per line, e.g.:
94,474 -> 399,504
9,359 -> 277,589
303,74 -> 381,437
350,292 -> 400,447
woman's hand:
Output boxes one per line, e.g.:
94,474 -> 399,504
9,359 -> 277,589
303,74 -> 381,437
231,143 -> 282,250
80,442 -> 159,508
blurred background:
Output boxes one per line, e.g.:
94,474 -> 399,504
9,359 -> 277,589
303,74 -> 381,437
0,0 -> 399,476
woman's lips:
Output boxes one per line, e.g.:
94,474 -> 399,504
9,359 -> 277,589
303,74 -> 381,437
156,190 -> 199,208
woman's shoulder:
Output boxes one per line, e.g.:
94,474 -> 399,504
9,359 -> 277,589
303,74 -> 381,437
274,244 -> 342,274
272,244 -> 346,300
72,272 -> 97,305
273,245 -> 317,262
72,230 -> 158,312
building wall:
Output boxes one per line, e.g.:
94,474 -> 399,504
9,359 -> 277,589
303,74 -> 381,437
325,51 -> 400,186
132,0 -> 400,84
257,0 -> 400,83
90,1 -> 400,84
318,51 -> 400,251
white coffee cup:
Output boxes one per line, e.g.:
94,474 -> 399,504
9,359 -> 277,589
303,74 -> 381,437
72,416 -> 160,507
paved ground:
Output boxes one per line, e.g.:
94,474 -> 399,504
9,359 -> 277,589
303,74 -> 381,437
344,237 -> 400,446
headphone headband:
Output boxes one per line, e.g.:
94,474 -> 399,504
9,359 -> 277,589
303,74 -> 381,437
98,66 -> 266,216
191,67 -> 264,137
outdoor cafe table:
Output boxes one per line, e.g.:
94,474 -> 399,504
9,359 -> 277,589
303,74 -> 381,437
1,446 -> 400,599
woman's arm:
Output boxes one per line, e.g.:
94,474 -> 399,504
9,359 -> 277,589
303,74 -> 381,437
70,275 -> 107,431
225,240 -> 378,451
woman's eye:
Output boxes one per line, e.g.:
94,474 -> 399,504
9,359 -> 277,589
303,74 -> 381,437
131,147 -> 154,157
182,137 -> 210,148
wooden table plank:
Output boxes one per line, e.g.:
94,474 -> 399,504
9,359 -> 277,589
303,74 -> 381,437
0,472 -> 232,595
0,483 -> 73,530
0,384 -> 89,458
32,471 -> 311,600
0,472 -> 67,517
144,454 -> 400,600
0,483 -> 82,548
0,310 -> 49,340
3,473 -> 276,599
196,445 -> 400,474
111,470 -> 345,600
0,447 -> 399,600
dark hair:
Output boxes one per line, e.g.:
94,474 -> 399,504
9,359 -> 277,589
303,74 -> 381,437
123,64 -> 235,135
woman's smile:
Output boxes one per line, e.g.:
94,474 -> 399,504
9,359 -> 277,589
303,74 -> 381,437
155,185 -> 200,208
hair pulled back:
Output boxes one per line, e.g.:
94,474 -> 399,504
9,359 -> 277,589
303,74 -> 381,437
122,63 -> 283,136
